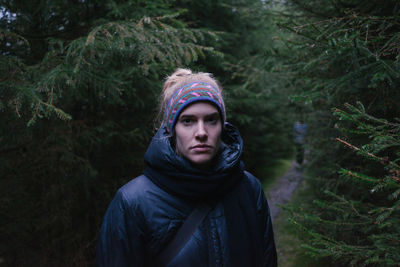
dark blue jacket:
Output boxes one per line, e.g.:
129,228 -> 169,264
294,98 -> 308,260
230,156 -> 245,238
97,124 -> 277,266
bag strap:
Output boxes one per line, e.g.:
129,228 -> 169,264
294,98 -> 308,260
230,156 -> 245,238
154,204 -> 212,266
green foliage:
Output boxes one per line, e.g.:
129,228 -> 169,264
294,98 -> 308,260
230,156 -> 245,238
285,0 -> 400,112
2,13 -> 217,124
221,1 -> 295,172
278,0 -> 400,265
0,1 -> 219,265
0,0 -> 294,265
274,180 -> 330,267
277,0 -> 400,209
286,104 -> 400,266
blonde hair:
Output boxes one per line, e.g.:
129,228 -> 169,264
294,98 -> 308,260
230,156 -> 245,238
158,68 -> 223,127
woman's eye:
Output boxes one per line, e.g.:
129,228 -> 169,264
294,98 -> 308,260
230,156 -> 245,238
181,118 -> 193,125
206,117 -> 218,124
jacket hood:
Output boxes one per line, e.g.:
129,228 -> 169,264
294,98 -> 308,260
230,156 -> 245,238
144,122 -> 243,173
143,122 -> 244,200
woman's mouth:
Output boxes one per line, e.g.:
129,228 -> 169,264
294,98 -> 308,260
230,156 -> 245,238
191,144 -> 212,152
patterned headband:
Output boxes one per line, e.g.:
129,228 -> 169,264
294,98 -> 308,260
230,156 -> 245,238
164,82 -> 226,133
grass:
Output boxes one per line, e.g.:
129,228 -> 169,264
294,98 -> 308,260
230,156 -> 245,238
260,158 -> 327,267
261,158 -> 293,191
272,179 -> 327,267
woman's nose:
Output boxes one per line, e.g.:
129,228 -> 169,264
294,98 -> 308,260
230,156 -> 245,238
195,121 -> 208,140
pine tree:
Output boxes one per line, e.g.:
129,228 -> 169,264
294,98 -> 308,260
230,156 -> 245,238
0,1 -> 219,265
0,0 -> 294,265
279,0 -> 400,265
287,103 -> 400,266
195,0 -> 295,172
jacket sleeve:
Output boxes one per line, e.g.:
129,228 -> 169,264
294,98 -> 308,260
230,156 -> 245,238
259,191 -> 278,267
96,189 -> 146,267
246,172 -> 278,267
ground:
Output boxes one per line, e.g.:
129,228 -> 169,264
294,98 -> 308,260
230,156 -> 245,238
264,161 -> 316,267
265,161 -> 304,222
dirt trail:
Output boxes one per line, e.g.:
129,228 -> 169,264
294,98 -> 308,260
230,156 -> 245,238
265,161 -> 304,222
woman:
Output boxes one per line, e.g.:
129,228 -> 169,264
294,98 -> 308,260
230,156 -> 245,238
97,69 -> 277,266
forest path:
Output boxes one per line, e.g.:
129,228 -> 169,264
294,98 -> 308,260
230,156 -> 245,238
265,161 -> 304,222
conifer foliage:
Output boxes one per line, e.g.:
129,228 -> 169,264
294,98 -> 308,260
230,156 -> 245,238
0,1 -> 218,265
288,103 -> 400,265
0,0 -> 292,265
280,0 -> 400,265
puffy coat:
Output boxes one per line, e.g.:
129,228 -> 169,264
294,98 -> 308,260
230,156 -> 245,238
97,123 -> 277,267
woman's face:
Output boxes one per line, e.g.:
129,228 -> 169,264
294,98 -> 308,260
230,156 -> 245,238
174,102 -> 222,169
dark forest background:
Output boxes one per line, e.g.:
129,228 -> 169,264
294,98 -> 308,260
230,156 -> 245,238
0,0 -> 399,266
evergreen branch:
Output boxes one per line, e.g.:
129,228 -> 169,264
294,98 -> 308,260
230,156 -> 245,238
336,138 -> 400,170
324,190 -> 365,217
336,137 -> 378,159
339,169 -> 380,184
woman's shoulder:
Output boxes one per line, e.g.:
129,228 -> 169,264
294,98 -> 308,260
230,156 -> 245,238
114,175 -> 159,206
119,174 -> 153,192
115,174 -> 188,212
242,171 -> 268,208
243,171 -> 263,191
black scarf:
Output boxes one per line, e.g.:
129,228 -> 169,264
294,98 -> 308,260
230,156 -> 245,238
143,123 -> 263,266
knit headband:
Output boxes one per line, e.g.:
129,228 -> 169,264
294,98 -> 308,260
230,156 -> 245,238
164,82 -> 226,133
